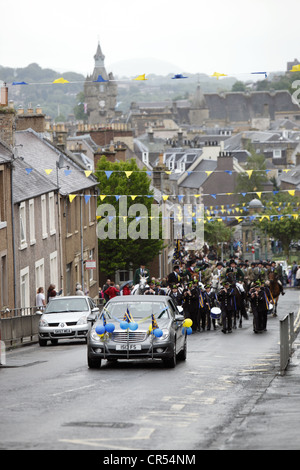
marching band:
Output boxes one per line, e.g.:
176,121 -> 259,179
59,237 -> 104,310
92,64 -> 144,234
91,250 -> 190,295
132,255 -> 285,335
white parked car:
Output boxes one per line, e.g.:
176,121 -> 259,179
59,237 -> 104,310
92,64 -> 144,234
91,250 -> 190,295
38,296 -> 99,346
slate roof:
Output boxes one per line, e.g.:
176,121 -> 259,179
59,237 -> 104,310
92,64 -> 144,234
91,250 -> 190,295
0,140 -> 13,163
13,158 -> 58,204
15,130 -> 98,197
132,90 -> 300,124
280,166 -> 300,188
178,159 -> 218,189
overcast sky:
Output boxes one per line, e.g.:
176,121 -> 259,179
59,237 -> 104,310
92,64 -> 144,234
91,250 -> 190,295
1,0 -> 300,79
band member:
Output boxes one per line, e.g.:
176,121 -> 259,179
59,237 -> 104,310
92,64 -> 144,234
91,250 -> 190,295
203,284 -> 218,330
226,259 -> 244,283
167,265 -> 181,286
217,281 -> 236,334
198,285 -> 207,331
213,261 -> 226,280
248,281 -> 268,333
253,261 -> 267,284
189,281 -> 200,332
260,280 -> 273,331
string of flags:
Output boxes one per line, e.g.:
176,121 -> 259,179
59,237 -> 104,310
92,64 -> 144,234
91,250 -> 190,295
6,64 -> 300,87
24,167 -> 297,179
68,188 -> 298,203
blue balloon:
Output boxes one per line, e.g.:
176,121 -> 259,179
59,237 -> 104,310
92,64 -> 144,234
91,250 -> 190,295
186,327 -> 193,335
95,325 -> 105,335
105,323 -> 115,333
128,322 -> 138,331
120,321 -> 129,330
153,328 -> 163,338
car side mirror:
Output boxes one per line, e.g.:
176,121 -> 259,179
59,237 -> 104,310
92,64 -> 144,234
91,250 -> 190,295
175,314 -> 184,322
87,313 -> 96,323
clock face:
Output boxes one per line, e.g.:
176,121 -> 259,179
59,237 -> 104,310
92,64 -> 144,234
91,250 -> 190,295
99,100 -> 105,108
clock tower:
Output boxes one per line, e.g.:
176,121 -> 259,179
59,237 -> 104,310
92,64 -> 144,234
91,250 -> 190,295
84,42 -> 118,125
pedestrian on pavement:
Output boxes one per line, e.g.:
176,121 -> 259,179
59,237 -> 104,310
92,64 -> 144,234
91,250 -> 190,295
296,266 -> 300,288
47,284 -> 62,302
104,281 -> 120,299
36,287 -> 46,311
292,261 -> 298,287
75,283 -> 84,295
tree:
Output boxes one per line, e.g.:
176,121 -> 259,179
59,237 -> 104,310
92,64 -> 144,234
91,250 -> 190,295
254,193 -> 300,259
95,156 -> 165,278
235,144 -> 269,203
204,219 -> 234,256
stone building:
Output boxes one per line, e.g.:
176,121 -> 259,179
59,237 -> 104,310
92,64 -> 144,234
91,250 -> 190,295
84,42 -> 118,125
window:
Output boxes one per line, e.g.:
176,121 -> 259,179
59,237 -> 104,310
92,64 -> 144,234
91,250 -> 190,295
29,199 -> 36,245
0,169 -> 5,223
41,195 -> 48,238
273,149 -> 282,159
35,258 -> 45,292
89,249 -> 95,282
0,253 -> 8,306
48,192 -> 56,235
50,251 -> 58,289
19,202 -> 27,249
20,266 -> 30,310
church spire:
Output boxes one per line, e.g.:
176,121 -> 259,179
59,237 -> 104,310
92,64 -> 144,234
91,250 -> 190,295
94,41 -> 105,68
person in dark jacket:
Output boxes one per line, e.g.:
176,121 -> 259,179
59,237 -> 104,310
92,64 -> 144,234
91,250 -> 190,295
248,281 -> 268,333
217,281 -> 236,334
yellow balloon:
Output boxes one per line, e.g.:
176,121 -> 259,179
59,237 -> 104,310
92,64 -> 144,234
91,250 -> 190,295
183,318 -> 193,328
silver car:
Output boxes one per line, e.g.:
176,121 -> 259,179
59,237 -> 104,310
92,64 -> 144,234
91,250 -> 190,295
87,295 -> 187,369
38,296 -> 99,346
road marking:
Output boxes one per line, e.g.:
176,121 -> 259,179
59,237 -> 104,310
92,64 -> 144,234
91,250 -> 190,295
51,384 -> 95,396
59,427 -> 155,450
170,404 -> 185,411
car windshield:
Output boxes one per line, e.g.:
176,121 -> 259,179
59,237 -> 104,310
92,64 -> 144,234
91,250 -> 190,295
104,301 -> 170,322
45,298 -> 89,313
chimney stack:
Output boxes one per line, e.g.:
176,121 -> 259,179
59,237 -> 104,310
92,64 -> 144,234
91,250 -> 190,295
0,85 -> 8,106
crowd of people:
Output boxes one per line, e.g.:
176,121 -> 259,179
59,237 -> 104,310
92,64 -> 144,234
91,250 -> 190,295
100,254 -> 292,335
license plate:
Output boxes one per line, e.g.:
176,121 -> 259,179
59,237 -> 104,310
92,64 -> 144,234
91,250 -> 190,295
54,329 -> 72,334
116,344 -> 142,351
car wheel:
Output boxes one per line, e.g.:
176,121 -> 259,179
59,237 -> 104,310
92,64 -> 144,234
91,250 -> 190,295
177,338 -> 187,361
88,354 -> 102,369
163,344 -> 177,368
39,338 -> 47,347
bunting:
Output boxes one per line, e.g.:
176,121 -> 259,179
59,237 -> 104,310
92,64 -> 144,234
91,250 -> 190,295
7,62 -> 300,89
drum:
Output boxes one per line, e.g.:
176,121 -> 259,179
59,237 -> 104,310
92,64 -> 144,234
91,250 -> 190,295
267,303 -> 273,314
210,307 -> 221,319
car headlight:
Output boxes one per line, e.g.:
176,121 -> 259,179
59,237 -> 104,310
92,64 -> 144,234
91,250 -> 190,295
77,316 -> 87,325
90,330 -> 101,342
39,318 -> 48,327
156,328 -> 170,341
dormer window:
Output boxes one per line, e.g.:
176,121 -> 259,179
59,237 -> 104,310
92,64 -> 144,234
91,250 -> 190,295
273,149 -> 282,159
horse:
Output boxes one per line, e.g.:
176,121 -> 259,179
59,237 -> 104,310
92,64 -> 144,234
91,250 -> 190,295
131,275 -> 149,295
211,274 -> 222,293
267,272 -> 280,317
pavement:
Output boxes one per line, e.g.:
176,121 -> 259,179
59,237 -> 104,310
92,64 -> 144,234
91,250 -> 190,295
219,287 -> 300,450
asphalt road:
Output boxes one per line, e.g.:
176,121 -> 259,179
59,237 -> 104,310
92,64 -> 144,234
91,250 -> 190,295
0,288 -> 299,452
